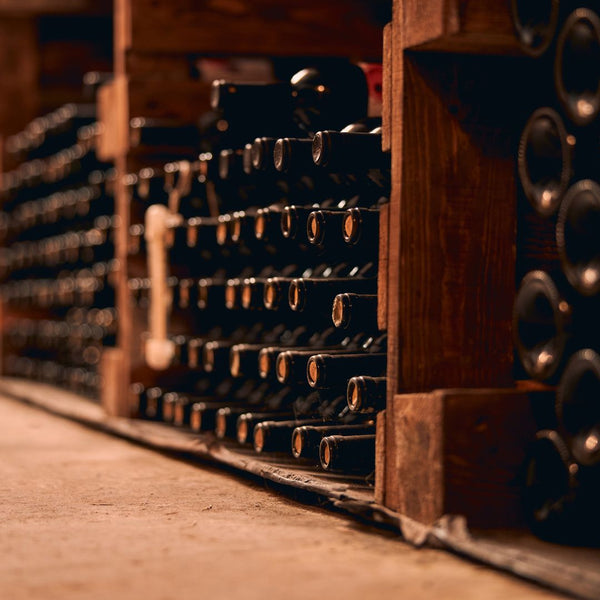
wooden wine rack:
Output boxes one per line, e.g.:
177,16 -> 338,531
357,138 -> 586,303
2,1 -> 600,598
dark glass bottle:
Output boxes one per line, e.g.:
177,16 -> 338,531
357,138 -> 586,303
291,422 -> 375,460
517,107 -> 573,218
522,429 -> 581,542
319,434 -> 376,473
307,352 -> 387,389
253,418 -> 321,453
556,349 -> 600,466
312,127 -> 389,171
288,276 -> 377,313
332,293 -> 379,330
236,411 -> 295,445
556,179 -> 600,297
342,207 -> 380,247
346,376 -> 387,413
554,8 -> 600,127
211,62 -> 370,137
511,0 -> 560,56
513,270 -> 572,381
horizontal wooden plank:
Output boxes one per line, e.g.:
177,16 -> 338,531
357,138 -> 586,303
123,0 -> 385,58
400,0 -> 520,54
0,0 -> 111,15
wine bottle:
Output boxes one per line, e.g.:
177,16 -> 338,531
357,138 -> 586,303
342,207 -> 380,247
211,62 -> 370,137
229,343 -> 266,378
161,392 -> 179,423
197,277 -> 227,311
136,166 -> 170,205
143,386 -> 164,420
517,107 -> 573,218
312,127 -> 389,171
257,326 -> 312,379
522,429 -> 580,542
319,434 -> 375,473
556,348 -> 600,466
288,276 -> 377,313
306,209 -> 347,252
253,418 -> 321,453
513,270 -> 572,381
291,422 -> 375,460
307,353 -> 386,389
332,293 -> 379,330
129,117 -> 200,151
555,8 -> 600,127
273,138 -> 315,174
346,376 -> 387,413
275,335 -> 360,385
511,0 -> 560,56
556,179 -> 600,296
236,411 -> 295,445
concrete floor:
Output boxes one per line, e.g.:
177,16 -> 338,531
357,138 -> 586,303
0,394 -> 564,600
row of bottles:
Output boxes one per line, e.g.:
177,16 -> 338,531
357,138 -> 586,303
132,60 -> 388,478
511,5 -> 600,542
0,74 -> 117,401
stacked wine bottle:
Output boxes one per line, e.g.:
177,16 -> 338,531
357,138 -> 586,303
0,75 -> 117,399
512,3 -> 600,541
131,61 -> 389,477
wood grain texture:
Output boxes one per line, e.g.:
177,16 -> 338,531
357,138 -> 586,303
387,389 -> 537,527
374,409 -> 386,504
389,392 -> 443,524
377,202 -> 389,332
382,22 -> 392,152
0,18 -> 39,136
126,0 -> 385,58
390,52 -> 517,393
100,347 -> 129,416
128,78 -> 211,121
399,0 -> 519,54
0,0 -> 111,15
97,76 -> 130,161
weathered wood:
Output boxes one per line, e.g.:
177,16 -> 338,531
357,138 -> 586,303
121,0 -> 385,58
0,0 -> 111,15
97,76 -> 129,161
374,409 -> 386,505
389,51 -> 517,393
399,0 -> 519,54
387,389 -> 537,528
100,347 -> 129,417
381,22 -> 393,153
377,202 -> 389,332
128,78 -> 211,122
0,18 -> 39,136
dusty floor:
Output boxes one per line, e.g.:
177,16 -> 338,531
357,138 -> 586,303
0,394 -> 564,600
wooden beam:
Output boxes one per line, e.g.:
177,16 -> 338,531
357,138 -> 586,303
386,389 -> 538,527
123,0 -> 385,58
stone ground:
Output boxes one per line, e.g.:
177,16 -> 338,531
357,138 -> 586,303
0,394 -> 564,600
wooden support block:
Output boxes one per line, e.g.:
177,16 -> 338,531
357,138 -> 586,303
374,409 -> 386,505
377,203 -> 389,332
381,23 -> 392,153
122,0 -> 385,58
399,0 -> 519,54
386,389 -> 538,528
100,347 -> 129,417
97,75 -> 130,161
